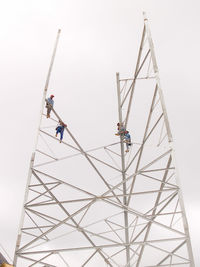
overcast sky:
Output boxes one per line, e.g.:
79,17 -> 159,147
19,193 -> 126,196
0,0 -> 199,266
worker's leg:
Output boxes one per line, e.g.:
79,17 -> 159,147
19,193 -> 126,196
60,131 -> 63,141
125,141 -> 130,152
56,128 -> 60,137
47,107 -> 51,118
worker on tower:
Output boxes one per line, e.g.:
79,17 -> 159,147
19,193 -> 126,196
124,131 -> 132,152
115,122 -> 126,136
55,121 -> 67,143
46,94 -> 54,118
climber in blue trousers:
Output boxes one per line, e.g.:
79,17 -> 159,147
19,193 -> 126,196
124,131 -> 132,152
55,121 -> 67,143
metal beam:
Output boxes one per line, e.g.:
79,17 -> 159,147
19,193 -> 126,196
14,29 -> 61,266
143,12 -> 195,266
116,72 -> 131,267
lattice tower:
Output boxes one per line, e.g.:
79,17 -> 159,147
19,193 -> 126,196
14,13 -> 195,267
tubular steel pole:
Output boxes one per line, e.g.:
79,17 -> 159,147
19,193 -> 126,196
116,72 -> 131,267
13,29 -> 61,266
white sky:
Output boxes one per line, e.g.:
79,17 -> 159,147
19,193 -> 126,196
0,0 -> 199,265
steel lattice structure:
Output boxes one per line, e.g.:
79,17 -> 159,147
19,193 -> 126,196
14,14 -> 195,267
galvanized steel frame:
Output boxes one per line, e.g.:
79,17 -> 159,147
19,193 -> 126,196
13,14 -> 195,267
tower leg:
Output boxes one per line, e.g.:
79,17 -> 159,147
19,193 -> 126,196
13,29 -> 61,266
116,72 -> 130,267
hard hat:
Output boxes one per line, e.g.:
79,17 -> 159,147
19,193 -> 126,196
50,94 -> 54,98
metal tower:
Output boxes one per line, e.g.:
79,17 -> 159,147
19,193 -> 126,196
14,14 -> 195,267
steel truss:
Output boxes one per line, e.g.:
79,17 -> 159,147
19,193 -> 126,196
14,13 -> 195,267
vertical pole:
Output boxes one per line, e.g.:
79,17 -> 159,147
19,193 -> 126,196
116,72 -> 130,267
13,29 -> 61,266
143,12 -> 195,266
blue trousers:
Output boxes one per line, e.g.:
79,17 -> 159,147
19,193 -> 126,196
56,127 -> 64,140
